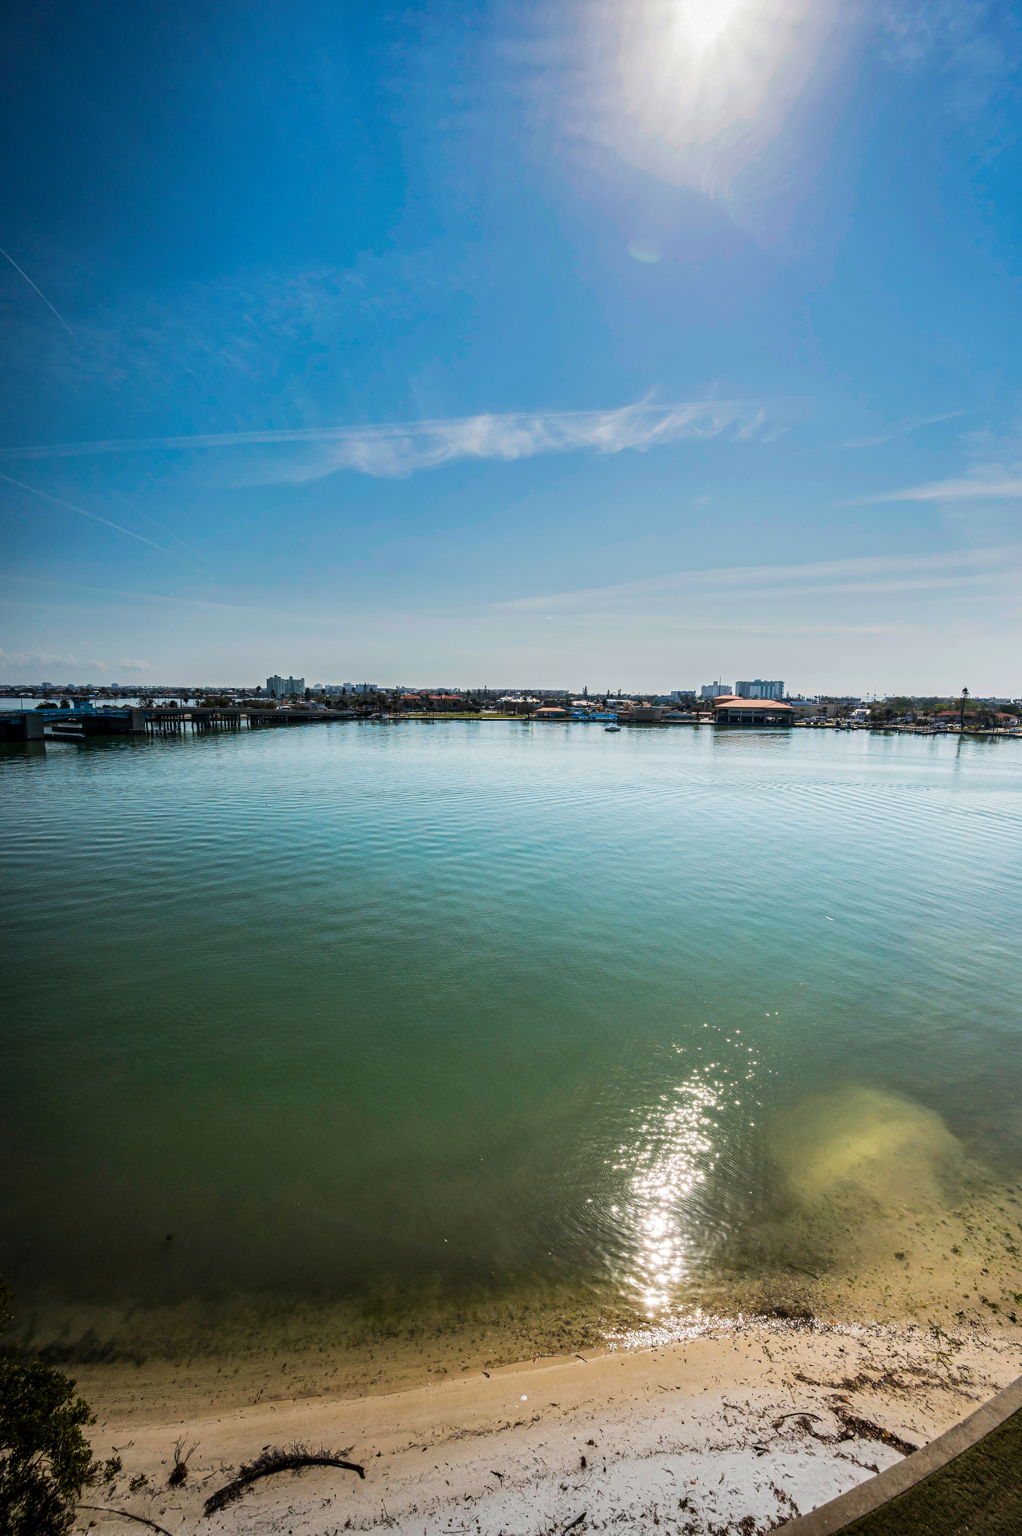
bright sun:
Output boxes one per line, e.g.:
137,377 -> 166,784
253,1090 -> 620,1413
595,0 -> 832,201
672,0 -> 752,58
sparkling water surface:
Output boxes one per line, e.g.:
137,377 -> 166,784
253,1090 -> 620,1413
2,723 -> 1020,1346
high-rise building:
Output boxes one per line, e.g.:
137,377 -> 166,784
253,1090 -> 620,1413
735,680 -> 785,700
699,681 -> 732,700
266,674 -> 305,698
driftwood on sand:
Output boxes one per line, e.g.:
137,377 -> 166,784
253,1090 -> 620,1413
78,1507 -> 175,1536
202,1442 -> 366,1517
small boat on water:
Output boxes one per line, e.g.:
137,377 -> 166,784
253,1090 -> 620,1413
605,724 -> 621,732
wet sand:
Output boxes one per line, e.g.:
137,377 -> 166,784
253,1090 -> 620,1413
76,1315 -> 1021,1536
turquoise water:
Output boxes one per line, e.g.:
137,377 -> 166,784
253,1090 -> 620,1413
2,723 -> 1021,1353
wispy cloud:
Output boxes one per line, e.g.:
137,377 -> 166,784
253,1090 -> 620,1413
496,543 -> 1022,613
847,413 -> 1022,502
818,410 -> 964,451
849,476 -> 1022,503
0,650 -> 149,676
0,400 -> 766,482
0,648 -> 107,674
878,1 -> 1020,120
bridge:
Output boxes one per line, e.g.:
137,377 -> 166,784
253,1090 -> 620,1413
0,705 -> 356,744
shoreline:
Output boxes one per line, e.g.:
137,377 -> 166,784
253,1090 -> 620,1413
37,1135 -> 1022,1419
32,1087 -> 1022,1530
76,1313 -> 1022,1536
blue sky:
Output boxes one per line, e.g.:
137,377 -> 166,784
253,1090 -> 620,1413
2,0 -> 1021,692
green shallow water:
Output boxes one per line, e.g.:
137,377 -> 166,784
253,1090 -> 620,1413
1,723 -> 1021,1360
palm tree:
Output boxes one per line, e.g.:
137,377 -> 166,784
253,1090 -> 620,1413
958,685 -> 969,732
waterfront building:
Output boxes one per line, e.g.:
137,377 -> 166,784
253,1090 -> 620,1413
699,682 -> 732,699
712,695 -> 793,727
619,703 -> 668,723
299,679 -> 381,697
266,674 -> 305,698
735,679 -> 785,700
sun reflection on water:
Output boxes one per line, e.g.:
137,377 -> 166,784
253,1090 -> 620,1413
613,1073 -> 721,1314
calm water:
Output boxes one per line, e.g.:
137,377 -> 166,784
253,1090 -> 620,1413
2,723 -> 1021,1352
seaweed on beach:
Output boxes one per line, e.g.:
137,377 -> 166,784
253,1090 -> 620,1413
167,1436 -> 196,1487
202,1441 -> 365,1516
772,1407 -> 918,1458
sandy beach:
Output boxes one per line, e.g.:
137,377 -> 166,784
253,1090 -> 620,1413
62,1082 -> 1022,1534
74,1310 -> 1021,1536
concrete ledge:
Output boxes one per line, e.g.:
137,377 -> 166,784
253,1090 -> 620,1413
775,1375 -> 1022,1536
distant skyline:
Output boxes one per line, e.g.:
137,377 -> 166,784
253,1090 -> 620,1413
3,0 -> 1022,691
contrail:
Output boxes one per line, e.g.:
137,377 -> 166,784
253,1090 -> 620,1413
111,490 -> 216,576
0,246 -> 77,339
0,400 -> 755,463
0,472 -> 181,558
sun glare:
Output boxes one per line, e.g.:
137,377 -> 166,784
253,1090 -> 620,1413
585,0 -> 837,207
615,1075 -> 720,1314
671,0 -> 752,59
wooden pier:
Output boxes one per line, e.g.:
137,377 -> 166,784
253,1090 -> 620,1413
0,705 -> 355,745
